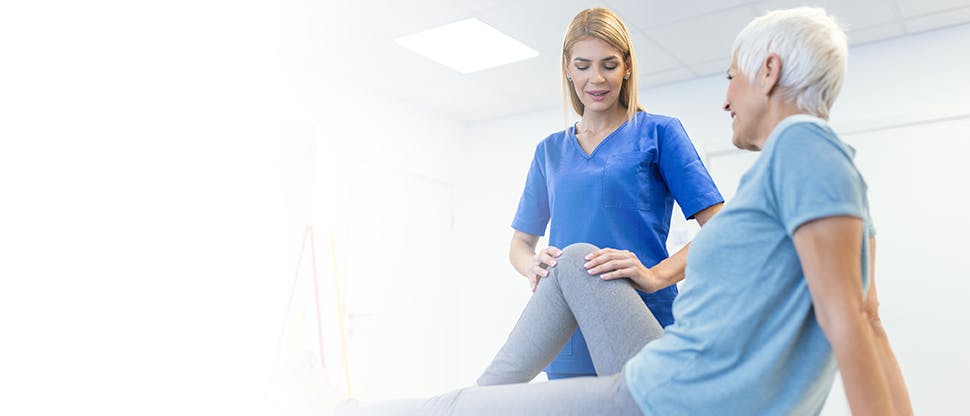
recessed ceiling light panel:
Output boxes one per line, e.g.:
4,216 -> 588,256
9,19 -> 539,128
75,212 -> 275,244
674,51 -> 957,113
394,18 -> 539,74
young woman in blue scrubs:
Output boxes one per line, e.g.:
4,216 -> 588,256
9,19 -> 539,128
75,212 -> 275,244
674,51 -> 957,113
335,8 -> 912,416
504,7 -> 723,380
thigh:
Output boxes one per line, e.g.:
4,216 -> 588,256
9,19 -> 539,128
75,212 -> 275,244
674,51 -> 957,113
336,373 -> 641,416
454,372 -> 641,416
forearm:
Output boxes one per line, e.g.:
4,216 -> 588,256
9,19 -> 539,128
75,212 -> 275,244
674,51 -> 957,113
864,238 -> 912,414
868,316 -> 913,415
509,238 -> 537,278
823,311 -> 895,415
650,242 -> 689,288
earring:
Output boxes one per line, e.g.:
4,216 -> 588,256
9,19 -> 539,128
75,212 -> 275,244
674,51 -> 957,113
624,73 -> 630,80
567,76 -> 573,82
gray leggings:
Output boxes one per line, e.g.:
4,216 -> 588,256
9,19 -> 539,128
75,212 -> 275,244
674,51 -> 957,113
336,243 -> 664,416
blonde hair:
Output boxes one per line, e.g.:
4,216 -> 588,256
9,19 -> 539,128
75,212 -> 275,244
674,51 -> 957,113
561,7 -> 644,120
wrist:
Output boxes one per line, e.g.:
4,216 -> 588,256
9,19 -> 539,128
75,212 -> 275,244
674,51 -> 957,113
513,253 -> 534,277
648,263 -> 679,288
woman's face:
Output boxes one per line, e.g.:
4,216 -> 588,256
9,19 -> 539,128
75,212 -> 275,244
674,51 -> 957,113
565,37 -> 629,115
723,56 -> 765,150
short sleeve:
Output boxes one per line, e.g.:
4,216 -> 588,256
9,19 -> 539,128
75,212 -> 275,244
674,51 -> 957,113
511,143 -> 551,236
657,118 -> 724,219
768,124 -> 868,236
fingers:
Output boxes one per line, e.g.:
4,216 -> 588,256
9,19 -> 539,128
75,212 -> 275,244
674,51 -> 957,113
598,267 -> 637,281
584,248 -> 635,274
527,246 -> 563,292
531,263 -> 550,278
584,248 -> 628,263
586,258 -> 635,276
536,246 -> 562,268
546,246 -> 563,257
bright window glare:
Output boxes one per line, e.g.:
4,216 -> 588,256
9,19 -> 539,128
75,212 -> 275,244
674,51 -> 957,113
394,18 -> 539,74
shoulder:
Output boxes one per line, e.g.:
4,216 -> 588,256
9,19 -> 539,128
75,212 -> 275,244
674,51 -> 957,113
619,112 -> 687,150
767,116 -> 853,162
764,116 -> 865,192
528,129 -> 569,159
536,127 -> 570,148
630,111 -> 680,130
630,112 -> 692,144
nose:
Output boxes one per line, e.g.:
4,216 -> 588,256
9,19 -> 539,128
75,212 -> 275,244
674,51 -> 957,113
722,100 -> 730,112
591,67 -> 606,84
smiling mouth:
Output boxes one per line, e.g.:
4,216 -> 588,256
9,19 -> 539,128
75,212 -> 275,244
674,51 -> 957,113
587,90 -> 609,97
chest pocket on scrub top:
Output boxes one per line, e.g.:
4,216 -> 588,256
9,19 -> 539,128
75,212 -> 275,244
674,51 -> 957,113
602,151 -> 653,211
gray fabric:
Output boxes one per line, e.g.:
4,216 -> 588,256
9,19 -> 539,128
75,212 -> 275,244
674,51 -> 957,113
335,372 -> 641,416
478,242 -> 664,385
333,243 -> 662,416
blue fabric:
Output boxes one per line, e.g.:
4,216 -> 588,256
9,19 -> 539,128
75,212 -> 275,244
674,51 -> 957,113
512,111 -> 723,376
624,115 -> 874,415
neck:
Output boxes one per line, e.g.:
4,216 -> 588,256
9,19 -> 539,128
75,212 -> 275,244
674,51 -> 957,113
579,105 -> 628,133
752,99 -> 805,149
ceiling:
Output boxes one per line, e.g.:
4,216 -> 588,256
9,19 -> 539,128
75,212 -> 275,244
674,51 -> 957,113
327,0 -> 970,123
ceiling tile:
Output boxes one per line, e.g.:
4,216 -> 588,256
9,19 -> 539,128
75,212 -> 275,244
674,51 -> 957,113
464,53 -> 562,101
903,6 -> 970,32
689,57 -> 732,76
846,22 -> 905,45
342,0 -> 970,125
639,67 -> 696,88
605,0 -> 752,29
459,95 -> 561,123
358,40 -> 466,90
895,0 -> 970,18
630,28 -> 684,73
346,1 -> 473,39
477,0 -> 620,54
643,6 -> 759,65
451,0 -> 520,14
380,77 -> 520,120
754,0 -> 899,30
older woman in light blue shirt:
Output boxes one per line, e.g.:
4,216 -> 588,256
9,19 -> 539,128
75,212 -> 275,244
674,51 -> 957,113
336,7 -> 912,416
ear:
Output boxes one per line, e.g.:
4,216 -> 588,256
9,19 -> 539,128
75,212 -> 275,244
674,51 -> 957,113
760,53 -> 782,97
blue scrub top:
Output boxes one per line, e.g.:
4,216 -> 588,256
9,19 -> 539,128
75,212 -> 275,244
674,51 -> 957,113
512,111 -> 724,376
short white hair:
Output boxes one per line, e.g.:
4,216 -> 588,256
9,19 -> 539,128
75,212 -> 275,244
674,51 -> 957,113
732,7 -> 848,119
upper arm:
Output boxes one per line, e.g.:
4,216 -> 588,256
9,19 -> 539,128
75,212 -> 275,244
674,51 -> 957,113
511,144 -> 551,236
792,216 -> 866,329
510,230 -> 540,251
771,124 -> 871,327
692,202 -> 723,227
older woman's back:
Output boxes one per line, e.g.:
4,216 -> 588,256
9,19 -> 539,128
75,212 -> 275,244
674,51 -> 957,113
623,115 -> 872,415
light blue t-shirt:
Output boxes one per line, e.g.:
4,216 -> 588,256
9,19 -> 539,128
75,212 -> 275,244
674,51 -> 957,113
625,115 -> 874,415
513,111 -> 723,375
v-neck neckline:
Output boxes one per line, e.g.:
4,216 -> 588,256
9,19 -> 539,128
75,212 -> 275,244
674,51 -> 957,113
570,117 -> 631,159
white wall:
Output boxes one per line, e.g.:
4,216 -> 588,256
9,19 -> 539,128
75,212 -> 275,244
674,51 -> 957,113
0,1 -> 324,414
1,0 -> 462,414
453,23 -> 970,414
317,89 -> 464,401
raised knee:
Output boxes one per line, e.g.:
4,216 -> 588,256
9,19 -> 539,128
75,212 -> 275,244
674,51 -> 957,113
548,243 -> 601,290
558,242 -> 599,266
